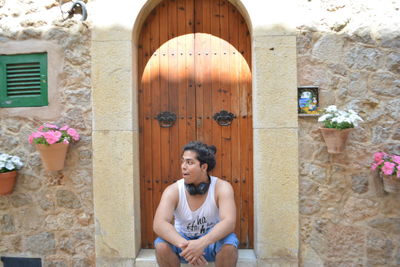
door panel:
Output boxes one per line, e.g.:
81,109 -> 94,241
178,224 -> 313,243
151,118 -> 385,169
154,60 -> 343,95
138,0 -> 252,249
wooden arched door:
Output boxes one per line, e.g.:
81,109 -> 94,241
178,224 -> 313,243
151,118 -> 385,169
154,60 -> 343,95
138,0 -> 252,249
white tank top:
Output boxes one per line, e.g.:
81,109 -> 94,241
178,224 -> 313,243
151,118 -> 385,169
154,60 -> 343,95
174,176 -> 220,238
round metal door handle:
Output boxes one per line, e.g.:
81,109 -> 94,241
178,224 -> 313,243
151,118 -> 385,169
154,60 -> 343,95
212,110 -> 236,126
155,111 -> 177,128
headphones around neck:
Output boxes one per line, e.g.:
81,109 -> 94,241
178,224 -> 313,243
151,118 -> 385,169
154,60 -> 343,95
185,176 -> 211,195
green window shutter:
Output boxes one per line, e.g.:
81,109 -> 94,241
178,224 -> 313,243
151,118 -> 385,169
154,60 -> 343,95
0,53 -> 48,107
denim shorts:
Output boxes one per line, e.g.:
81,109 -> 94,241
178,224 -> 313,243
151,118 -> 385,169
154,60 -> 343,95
154,232 -> 238,263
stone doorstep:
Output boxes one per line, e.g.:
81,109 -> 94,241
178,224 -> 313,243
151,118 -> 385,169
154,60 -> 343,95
135,249 -> 257,267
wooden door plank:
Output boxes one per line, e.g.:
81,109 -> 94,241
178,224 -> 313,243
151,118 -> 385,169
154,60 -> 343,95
176,0 -> 190,177
238,11 -> 252,247
168,0 -> 181,185
194,0 -> 204,142
245,17 -> 253,248
194,0 -> 219,145
227,1 -> 241,238
159,0 -> 171,198
219,0 -> 232,184
141,16 -> 155,248
138,25 -> 147,248
186,0 -> 196,142
210,0 -> 222,178
150,6 -> 162,245
199,0 -> 213,145
243,20 -> 253,248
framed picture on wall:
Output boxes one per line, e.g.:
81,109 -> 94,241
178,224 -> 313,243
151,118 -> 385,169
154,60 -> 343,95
298,86 -> 319,115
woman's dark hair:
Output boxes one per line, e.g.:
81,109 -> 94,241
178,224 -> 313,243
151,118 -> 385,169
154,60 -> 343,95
182,141 -> 217,172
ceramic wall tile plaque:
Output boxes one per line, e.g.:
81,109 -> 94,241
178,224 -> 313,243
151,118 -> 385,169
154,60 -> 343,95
298,86 -> 319,115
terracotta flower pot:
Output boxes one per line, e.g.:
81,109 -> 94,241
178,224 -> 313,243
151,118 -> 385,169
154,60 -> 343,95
381,174 -> 400,193
0,170 -> 17,195
36,143 -> 69,171
320,128 -> 352,154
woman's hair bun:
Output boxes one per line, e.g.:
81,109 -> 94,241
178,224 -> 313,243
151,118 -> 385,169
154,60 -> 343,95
208,145 -> 217,154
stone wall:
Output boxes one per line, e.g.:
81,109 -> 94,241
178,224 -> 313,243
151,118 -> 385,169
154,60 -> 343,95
297,1 -> 400,266
0,0 -> 93,266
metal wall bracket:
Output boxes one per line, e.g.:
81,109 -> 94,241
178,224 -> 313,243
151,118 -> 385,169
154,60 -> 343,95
61,0 -> 88,21
213,110 -> 236,126
155,111 -> 177,128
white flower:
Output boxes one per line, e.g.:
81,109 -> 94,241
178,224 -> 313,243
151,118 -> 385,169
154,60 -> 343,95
326,105 -> 338,113
349,113 -> 363,123
318,113 -> 332,122
0,153 -> 8,161
11,156 -> 20,163
0,153 -> 24,172
5,162 -> 14,170
332,116 -> 346,124
319,105 -> 363,129
11,156 -> 23,168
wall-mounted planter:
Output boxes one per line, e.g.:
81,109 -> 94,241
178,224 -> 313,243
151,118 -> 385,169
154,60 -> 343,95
36,143 -> 69,171
320,128 -> 352,154
0,170 -> 17,195
381,174 -> 400,193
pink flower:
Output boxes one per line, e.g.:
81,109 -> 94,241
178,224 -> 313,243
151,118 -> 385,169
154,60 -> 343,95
44,123 -> 59,129
374,152 -> 386,162
371,163 -> 378,171
67,128 -> 80,141
392,155 -> 400,165
382,162 -> 396,176
43,130 -> 62,144
397,166 -> 400,178
28,132 -> 43,144
30,124 -> 80,146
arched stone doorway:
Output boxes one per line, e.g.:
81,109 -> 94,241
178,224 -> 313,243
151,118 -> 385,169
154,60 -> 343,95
91,0 -> 299,265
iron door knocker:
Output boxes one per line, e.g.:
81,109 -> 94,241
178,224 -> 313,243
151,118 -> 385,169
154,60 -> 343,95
212,110 -> 236,126
155,111 -> 177,128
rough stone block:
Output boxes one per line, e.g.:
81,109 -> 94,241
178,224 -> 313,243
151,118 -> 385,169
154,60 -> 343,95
92,41 -> 137,131
254,128 -> 298,259
253,35 -> 297,129
93,130 -> 138,258
26,232 -> 56,255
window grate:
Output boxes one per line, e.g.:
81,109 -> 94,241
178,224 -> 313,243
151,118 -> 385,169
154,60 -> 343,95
6,62 -> 42,96
0,53 -> 48,107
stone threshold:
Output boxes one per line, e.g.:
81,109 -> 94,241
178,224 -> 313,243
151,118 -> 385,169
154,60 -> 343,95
135,249 -> 257,267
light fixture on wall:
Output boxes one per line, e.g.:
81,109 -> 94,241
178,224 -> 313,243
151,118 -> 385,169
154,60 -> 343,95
59,0 -> 88,21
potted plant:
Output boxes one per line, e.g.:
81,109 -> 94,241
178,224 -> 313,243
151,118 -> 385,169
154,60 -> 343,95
28,123 -> 80,171
0,153 -> 24,195
371,152 -> 400,193
318,105 -> 363,154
